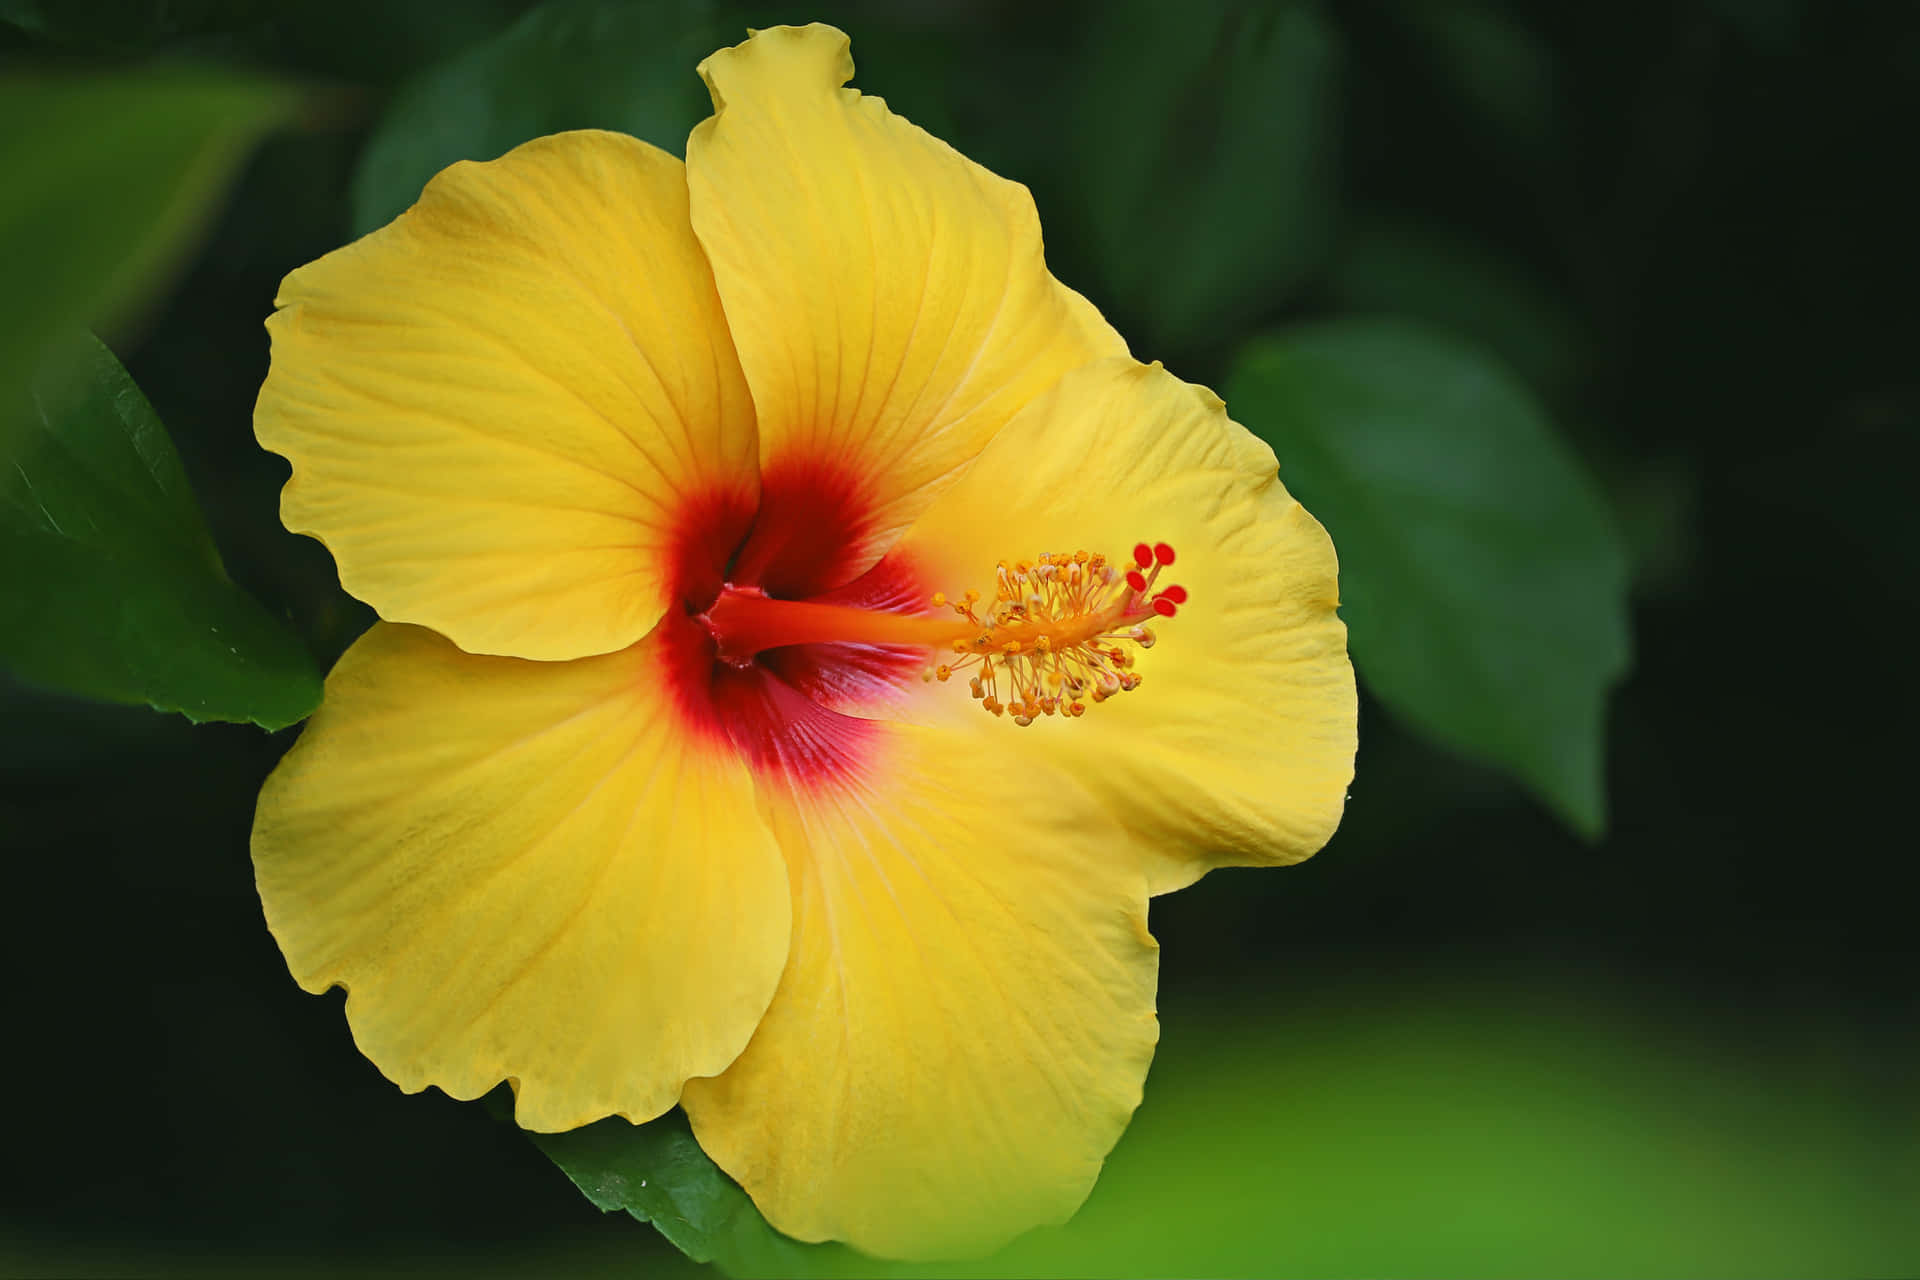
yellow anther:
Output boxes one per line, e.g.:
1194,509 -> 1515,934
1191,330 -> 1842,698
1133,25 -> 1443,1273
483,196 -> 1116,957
930,591 -> 947,607
924,539 -> 1182,727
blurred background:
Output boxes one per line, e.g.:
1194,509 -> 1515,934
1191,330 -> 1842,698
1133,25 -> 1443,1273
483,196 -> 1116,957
3,0 -> 1915,1275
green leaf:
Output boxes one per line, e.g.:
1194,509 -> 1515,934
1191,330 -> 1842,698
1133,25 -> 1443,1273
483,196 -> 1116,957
0,0 -> 250,46
530,1109 -> 840,1278
1387,0 -> 1557,152
0,68 -> 293,432
1068,0 -> 1340,352
349,0 -> 722,237
929,991 -> 1920,1278
1328,213 -> 1588,394
0,334 -> 322,729
527,991 -> 1917,1278
1226,320 -> 1630,836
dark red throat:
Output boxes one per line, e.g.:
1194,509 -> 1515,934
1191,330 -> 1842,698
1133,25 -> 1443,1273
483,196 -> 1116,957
659,460 -> 927,793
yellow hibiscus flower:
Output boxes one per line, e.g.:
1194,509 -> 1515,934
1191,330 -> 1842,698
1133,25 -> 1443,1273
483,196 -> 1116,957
250,22 -> 1356,1261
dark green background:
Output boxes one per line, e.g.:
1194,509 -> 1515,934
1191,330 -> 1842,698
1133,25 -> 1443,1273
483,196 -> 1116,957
3,0 -> 1915,1274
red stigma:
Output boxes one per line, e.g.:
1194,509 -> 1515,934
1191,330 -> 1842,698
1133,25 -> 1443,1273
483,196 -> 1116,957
1125,569 -> 1148,593
1159,584 -> 1188,604
1153,542 -> 1176,566
1152,597 -> 1178,617
1132,543 -> 1154,569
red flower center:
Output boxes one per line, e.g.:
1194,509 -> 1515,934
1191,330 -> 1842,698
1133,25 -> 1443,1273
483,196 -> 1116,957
660,458 -> 926,790
662,459 -> 1188,788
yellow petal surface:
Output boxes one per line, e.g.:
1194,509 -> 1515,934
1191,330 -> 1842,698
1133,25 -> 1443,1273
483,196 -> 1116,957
257,131 -> 758,661
252,623 -> 790,1131
685,24 -> 1125,595
895,358 -> 1357,894
681,725 -> 1160,1260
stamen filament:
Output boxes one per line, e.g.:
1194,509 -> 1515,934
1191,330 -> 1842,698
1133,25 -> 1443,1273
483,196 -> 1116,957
701,540 -> 1186,727
703,589 -> 965,660
701,586 -> 1144,661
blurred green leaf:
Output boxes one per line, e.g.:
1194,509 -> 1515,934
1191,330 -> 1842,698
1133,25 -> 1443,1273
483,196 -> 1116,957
349,0 -> 721,236
1227,320 -> 1630,836
0,0 -> 248,45
270,0 -> 535,88
0,334 -> 322,728
0,68 -> 292,430
1069,0 -> 1340,352
905,990 -> 1919,1278
536,988 -> 1917,1279
1328,213 -> 1587,393
531,1109 -> 836,1278
1388,0 -> 1557,152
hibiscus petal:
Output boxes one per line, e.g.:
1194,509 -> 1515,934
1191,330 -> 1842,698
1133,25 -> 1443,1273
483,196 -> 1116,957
684,24 -> 1126,598
680,724 -> 1159,1260
892,358 -> 1357,893
257,131 -> 758,661
252,622 -> 790,1131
